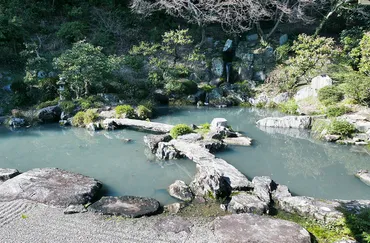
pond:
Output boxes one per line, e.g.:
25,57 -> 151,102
1,106 -> 370,204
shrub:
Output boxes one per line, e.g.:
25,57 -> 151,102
115,105 -> 135,118
72,111 -> 85,127
123,55 -> 144,71
342,73 -> 370,105
326,105 -> 349,117
83,109 -> 98,125
57,21 -> 86,42
72,109 -> 99,127
275,43 -> 291,62
359,32 -> 370,76
136,105 -> 152,119
278,99 -> 299,115
200,84 -> 215,93
328,119 -> 356,137
59,101 -> 76,114
170,124 -> 193,138
318,86 -> 344,106
36,99 -> 59,109
340,27 -> 363,69
165,79 -> 197,95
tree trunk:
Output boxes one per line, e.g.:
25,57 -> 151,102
84,81 -> 89,97
314,0 -> 344,37
196,26 -> 206,48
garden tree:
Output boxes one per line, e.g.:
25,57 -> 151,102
130,29 -> 203,93
314,0 -> 370,36
359,32 -> 370,76
53,41 -> 122,98
21,42 -> 48,85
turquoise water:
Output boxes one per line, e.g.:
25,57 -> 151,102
155,106 -> 370,200
1,106 -> 370,202
0,125 -> 196,204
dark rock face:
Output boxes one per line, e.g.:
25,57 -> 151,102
0,168 -> 20,183
197,139 -> 226,153
0,168 -> 102,207
190,165 -> 232,200
168,180 -> 193,202
90,196 -> 160,218
213,214 -> 311,243
155,142 -> 181,160
38,105 -> 62,122
144,134 -> 172,153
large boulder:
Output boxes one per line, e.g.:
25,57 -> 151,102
0,168 -> 102,207
277,196 -> 343,223
252,176 -> 272,203
89,196 -> 160,218
256,116 -> 312,129
213,214 -> 311,243
0,168 -> 19,183
144,134 -> 172,153
168,180 -> 193,202
294,86 -> 317,101
38,105 -> 62,123
272,92 -> 289,104
311,75 -> 332,90
355,170 -> 370,186
227,192 -> 269,215
8,117 -> 26,128
156,142 -> 181,160
190,165 -> 231,200
210,118 -> 228,130
211,57 -> 224,78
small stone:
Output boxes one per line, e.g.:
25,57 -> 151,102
227,192 -> 268,215
168,180 -> 193,202
279,34 -> 288,45
210,118 -> 228,130
64,205 -> 87,214
324,134 -> 341,142
164,203 -> 182,214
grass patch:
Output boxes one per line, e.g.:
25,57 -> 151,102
170,124 -> 193,138
278,99 -> 299,115
194,123 -> 211,136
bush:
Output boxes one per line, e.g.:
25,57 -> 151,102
342,73 -> 370,105
72,111 -> 85,127
279,99 -> 299,115
326,105 -> 349,117
165,79 -> 197,95
328,119 -> 356,137
115,105 -> 135,118
136,105 -> 152,119
60,101 -> 76,114
57,21 -> 86,42
340,28 -> 363,69
359,32 -> 370,76
318,86 -> 344,106
36,99 -> 59,109
72,109 -> 98,127
275,43 -> 291,62
83,109 -> 98,125
170,124 -> 193,138
77,96 -> 104,110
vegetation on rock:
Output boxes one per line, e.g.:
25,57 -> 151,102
170,124 -> 193,138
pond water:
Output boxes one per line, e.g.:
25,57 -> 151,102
155,106 -> 370,200
1,106 -> 370,204
0,124 -> 196,205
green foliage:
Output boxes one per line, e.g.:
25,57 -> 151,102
123,55 -> 144,71
59,101 -> 76,114
130,29 -> 196,91
343,208 -> 370,243
72,109 -> 98,127
278,99 -> 299,115
200,84 -> 215,93
326,105 -> 349,117
195,123 -> 211,136
36,99 -> 59,109
136,105 -> 152,119
170,124 -> 193,138
329,119 -> 356,137
77,96 -> 104,110
165,79 -> 197,95
275,43 -> 291,63
318,86 -> 344,106
20,43 -> 48,85
276,34 -> 336,90
359,32 -> 370,76
256,102 -> 266,108
341,72 -> 370,105
340,27 -> 364,69
57,21 -> 86,42
53,41 -> 122,99
115,105 -> 135,118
